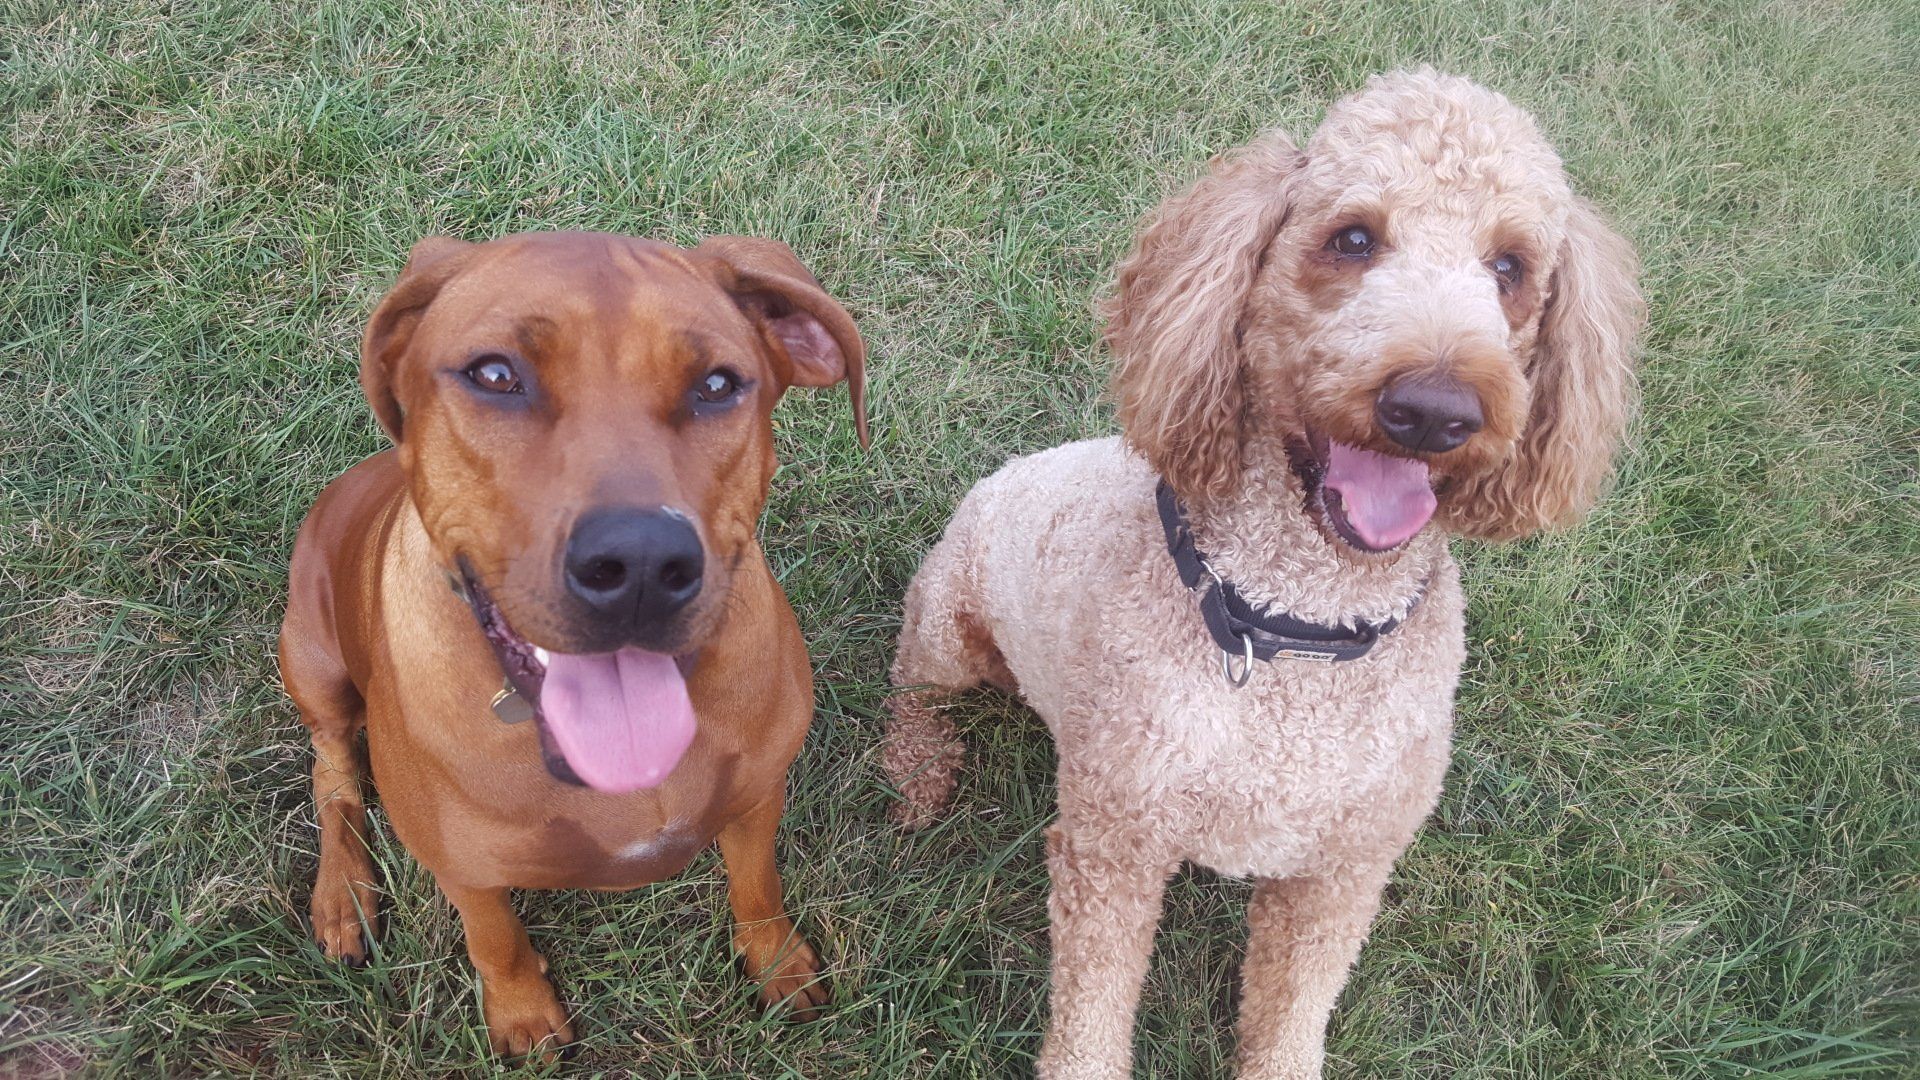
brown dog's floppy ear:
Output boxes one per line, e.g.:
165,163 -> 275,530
359,236 -> 474,443
1105,130 -> 1303,505
1448,199 -> 1644,539
696,236 -> 869,448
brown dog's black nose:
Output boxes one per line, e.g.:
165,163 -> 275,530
1375,375 -> 1485,454
564,508 -> 704,629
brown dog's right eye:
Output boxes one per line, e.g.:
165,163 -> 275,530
694,369 -> 743,404
1328,226 -> 1376,257
464,356 -> 522,394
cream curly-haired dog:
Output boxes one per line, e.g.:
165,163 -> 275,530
882,70 -> 1642,1078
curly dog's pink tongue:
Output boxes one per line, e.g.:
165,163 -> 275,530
1324,441 -> 1437,550
538,648 -> 695,792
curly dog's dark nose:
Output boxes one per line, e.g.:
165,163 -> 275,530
1375,375 -> 1484,454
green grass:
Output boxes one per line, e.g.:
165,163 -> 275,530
3,0 -> 1916,1075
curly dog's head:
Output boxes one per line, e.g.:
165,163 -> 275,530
1107,69 -> 1643,550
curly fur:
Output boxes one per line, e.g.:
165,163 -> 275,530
884,70 -> 1642,1079
1105,131 -> 1304,505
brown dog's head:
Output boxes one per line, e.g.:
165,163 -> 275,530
1108,69 -> 1643,551
360,231 -> 865,790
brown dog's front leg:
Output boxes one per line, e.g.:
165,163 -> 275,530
308,725 -> 379,966
437,879 -> 574,1059
716,792 -> 827,1018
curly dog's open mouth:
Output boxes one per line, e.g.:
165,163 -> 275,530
457,564 -> 696,793
1291,432 -> 1438,553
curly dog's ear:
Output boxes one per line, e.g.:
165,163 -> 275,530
1448,199 -> 1644,539
360,236 -> 475,444
1105,130 -> 1303,505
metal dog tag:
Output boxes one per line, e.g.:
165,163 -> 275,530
1273,648 -> 1338,664
491,681 -> 534,724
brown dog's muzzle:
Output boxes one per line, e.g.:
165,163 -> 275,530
562,506 -> 705,646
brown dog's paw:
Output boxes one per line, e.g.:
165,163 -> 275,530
740,927 -> 829,1020
310,870 -> 380,966
480,967 -> 575,1060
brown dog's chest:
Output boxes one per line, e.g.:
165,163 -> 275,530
417,782 -> 716,891
364,681 -> 792,891
357,513 -> 812,893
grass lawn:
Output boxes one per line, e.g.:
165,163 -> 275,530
4,0 -> 1917,1075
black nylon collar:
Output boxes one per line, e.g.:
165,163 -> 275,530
1156,479 -> 1424,666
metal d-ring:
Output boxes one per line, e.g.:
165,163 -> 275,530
1221,632 -> 1254,689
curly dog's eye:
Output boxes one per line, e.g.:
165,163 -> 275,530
1490,253 -> 1524,289
464,356 -> 523,394
1328,226 -> 1376,257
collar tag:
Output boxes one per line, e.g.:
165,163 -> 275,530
491,681 -> 534,724
1273,648 -> 1339,664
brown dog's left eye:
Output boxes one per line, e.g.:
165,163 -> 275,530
694,369 -> 742,404
464,356 -> 522,394
1490,253 -> 1524,289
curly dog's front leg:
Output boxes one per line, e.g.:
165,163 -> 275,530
1234,865 -> 1392,1079
1036,823 -> 1176,1080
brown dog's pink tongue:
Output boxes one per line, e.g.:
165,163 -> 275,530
1324,441 -> 1437,550
538,648 -> 695,792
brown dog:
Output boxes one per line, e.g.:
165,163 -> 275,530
279,231 -> 865,1055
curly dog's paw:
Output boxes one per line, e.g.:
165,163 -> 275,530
881,691 -> 964,829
